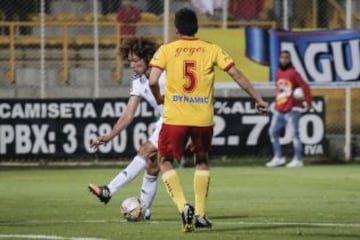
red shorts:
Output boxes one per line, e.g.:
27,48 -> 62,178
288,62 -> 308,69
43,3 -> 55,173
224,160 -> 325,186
158,123 -> 213,162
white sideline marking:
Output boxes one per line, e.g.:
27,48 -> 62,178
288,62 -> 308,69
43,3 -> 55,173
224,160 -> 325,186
0,234 -> 105,240
1,219 -> 360,228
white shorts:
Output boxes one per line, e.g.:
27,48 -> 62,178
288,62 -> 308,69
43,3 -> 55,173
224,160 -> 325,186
148,117 -> 163,149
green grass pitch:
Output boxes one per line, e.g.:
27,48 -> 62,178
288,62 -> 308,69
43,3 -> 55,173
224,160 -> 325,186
0,164 -> 359,240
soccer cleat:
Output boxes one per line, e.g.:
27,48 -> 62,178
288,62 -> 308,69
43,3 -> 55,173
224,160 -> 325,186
266,157 -> 286,168
144,208 -> 151,221
181,204 -> 195,233
286,159 -> 304,168
195,215 -> 212,229
88,184 -> 111,204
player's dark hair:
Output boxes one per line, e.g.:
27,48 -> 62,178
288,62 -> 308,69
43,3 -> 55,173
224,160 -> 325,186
280,50 -> 291,56
279,50 -> 293,70
174,8 -> 198,36
120,37 -> 159,64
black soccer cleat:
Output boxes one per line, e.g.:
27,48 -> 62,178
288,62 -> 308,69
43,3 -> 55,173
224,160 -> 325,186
195,215 -> 212,229
88,184 -> 111,204
181,204 -> 195,233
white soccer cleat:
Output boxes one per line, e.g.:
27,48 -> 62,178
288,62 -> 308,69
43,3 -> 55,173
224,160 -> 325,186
266,157 -> 286,168
286,159 -> 304,168
144,208 -> 151,220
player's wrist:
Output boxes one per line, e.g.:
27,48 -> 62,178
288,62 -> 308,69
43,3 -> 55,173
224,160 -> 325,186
102,135 -> 112,143
255,97 -> 265,105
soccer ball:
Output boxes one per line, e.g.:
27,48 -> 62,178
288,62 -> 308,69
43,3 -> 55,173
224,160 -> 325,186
120,197 -> 145,222
293,87 -> 304,100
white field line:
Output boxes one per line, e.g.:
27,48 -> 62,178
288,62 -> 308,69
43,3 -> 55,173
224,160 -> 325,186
0,234 -> 105,240
0,219 -> 359,228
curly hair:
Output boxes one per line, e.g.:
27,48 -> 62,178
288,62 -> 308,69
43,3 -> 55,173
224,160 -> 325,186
120,37 -> 160,65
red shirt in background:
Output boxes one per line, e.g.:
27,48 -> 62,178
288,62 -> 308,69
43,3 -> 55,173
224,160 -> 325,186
275,66 -> 312,113
228,0 -> 264,20
117,4 -> 141,36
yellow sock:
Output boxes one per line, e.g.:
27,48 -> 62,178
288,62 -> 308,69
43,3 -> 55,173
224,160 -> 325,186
194,170 -> 210,217
162,169 -> 187,213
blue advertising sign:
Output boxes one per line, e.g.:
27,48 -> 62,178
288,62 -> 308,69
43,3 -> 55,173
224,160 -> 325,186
246,28 -> 360,83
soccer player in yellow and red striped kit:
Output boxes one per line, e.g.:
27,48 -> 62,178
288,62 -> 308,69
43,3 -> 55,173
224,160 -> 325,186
149,8 -> 269,232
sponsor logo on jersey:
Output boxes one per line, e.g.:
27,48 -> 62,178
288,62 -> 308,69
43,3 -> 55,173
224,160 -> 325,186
172,95 -> 209,104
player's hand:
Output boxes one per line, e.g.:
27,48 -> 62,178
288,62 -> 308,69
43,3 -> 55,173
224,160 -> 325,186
91,135 -> 110,150
256,100 -> 269,114
156,95 -> 164,104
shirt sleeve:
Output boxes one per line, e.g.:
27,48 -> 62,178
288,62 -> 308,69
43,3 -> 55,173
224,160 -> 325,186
214,45 -> 235,71
149,45 -> 167,71
294,72 -> 313,107
158,72 -> 166,96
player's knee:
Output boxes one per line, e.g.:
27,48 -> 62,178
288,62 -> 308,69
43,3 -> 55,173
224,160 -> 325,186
293,130 -> 300,139
138,141 -> 156,160
146,161 -> 159,176
159,155 -> 173,164
270,127 -> 281,138
158,155 -> 174,172
268,124 -> 276,135
194,152 -> 208,166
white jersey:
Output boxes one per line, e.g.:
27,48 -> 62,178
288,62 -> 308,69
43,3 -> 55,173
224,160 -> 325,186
130,72 -> 165,116
129,72 -> 165,148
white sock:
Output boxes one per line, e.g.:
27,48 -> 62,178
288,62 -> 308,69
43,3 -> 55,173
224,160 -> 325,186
107,155 -> 147,195
140,173 -> 158,210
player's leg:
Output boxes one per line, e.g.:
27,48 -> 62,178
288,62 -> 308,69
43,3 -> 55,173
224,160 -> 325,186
139,118 -> 162,218
286,109 -> 303,168
139,118 -> 162,220
267,111 -> 287,167
138,141 -> 159,219
158,124 -> 194,232
190,126 -> 213,229
88,143 -> 155,204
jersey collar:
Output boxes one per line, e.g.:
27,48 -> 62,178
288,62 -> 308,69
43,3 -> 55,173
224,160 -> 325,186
180,36 -> 198,41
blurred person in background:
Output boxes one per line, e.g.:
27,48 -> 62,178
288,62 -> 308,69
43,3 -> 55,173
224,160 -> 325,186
190,0 -> 223,19
266,51 -> 312,168
117,0 -> 141,36
228,0 -> 265,20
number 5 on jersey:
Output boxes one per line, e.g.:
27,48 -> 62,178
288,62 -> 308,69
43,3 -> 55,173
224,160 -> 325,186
183,61 -> 197,93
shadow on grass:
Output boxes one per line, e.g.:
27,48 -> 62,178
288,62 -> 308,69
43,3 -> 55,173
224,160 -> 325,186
153,214 -> 250,222
210,215 -> 250,220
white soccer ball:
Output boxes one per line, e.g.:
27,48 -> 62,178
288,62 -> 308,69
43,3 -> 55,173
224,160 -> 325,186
293,87 -> 304,100
120,197 -> 145,222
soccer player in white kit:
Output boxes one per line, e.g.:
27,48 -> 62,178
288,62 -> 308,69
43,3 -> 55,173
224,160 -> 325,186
88,38 -> 164,220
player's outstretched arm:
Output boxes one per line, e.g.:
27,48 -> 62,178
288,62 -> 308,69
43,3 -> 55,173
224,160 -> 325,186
149,67 -> 164,104
227,66 -> 268,114
91,96 -> 140,149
